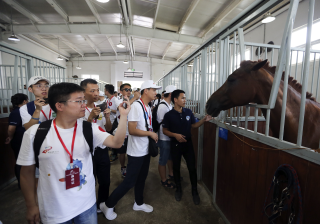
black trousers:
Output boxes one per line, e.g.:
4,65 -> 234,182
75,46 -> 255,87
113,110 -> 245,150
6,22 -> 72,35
170,139 -> 198,192
93,147 -> 111,207
106,154 -> 150,208
11,140 -> 22,188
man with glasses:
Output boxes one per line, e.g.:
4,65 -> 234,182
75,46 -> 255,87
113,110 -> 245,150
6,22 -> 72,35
20,76 -> 52,130
80,79 -> 112,213
17,82 -> 130,224
114,83 -> 140,177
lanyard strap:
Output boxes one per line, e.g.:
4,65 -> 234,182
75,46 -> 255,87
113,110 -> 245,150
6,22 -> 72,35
140,99 -> 151,126
107,96 -> 114,106
53,119 -> 77,165
41,109 -> 52,120
86,106 -> 97,123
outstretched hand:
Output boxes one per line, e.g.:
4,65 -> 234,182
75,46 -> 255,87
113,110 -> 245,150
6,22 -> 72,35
204,115 -> 213,122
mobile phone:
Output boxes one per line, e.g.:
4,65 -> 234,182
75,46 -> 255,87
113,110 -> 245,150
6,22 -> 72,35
123,98 -> 128,109
43,98 -> 49,104
95,102 -> 107,119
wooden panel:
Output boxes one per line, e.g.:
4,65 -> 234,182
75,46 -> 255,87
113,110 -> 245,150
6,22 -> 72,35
202,122 -> 216,193
191,128 -> 199,167
0,117 -> 16,187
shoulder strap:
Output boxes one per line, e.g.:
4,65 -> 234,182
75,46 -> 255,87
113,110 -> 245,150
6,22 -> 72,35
159,101 -> 169,108
27,101 -> 35,116
137,101 -> 149,131
83,121 -> 93,154
34,120 -> 52,168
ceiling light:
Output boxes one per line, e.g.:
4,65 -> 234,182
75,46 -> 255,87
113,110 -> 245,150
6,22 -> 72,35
76,66 -> 82,69
56,55 -> 63,60
96,0 -> 109,2
262,12 -> 275,23
188,63 -> 193,67
8,34 -> 20,41
117,41 -> 125,48
123,60 -> 129,64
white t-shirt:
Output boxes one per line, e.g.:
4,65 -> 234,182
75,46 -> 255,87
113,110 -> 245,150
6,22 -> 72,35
106,96 -> 118,124
127,100 -> 152,157
157,100 -> 172,141
95,98 -> 107,105
20,103 -> 53,127
115,99 -> 129,136
17,119 -> 110,224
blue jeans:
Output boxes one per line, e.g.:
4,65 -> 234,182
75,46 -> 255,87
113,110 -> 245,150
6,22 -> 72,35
158,140 -> 172,166
59,203 -> 97,224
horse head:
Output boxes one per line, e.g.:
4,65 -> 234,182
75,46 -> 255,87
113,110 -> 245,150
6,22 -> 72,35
206,59 -> 269,117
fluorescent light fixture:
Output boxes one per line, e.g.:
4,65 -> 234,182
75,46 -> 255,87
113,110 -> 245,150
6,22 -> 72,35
117,41 -> 125,48
8,34 -> 20,41
76,66 -> 82,69
188,63 -> 193,67
96,0 -> 109,2
123,60 -> 129,64
262,12 -> 275,23
56,55 -> 63,60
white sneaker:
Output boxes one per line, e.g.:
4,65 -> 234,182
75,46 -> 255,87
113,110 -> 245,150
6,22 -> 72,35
133,202 -> 153,213
99,202 -> 117,220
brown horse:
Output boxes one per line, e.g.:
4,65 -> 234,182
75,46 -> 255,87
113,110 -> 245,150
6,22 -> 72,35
206,59 -> 320,149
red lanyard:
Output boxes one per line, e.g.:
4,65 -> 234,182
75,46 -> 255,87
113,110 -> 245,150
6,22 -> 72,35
86,106 -> 97,123
140,99 -> 151,126
53,119 -> 77,165
41,109 -> 52,120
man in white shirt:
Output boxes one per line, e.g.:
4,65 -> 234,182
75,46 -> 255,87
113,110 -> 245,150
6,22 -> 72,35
100,80 -> 161,221
157,85 -> 176,188
17,82 -> 130,224
20,76 -> 53,130
114,83 -> 140,177
80,79 -> 112,214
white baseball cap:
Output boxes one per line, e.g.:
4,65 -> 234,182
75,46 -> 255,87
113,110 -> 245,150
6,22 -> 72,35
133,87 -> 137,91
99,91 -> 104,96
164,85 -> 176,94
28,76 -> 50,87
140,80 -> 162,91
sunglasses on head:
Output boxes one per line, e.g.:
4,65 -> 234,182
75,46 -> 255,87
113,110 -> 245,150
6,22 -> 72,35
121,88 -> 132,92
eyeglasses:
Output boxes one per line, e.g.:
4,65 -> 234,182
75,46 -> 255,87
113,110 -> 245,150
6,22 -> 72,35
121,88 -> 132,92
34,84 -> 50,89
59,100 -> 87,105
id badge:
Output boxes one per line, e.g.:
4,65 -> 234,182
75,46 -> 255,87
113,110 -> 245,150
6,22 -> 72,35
65,167 -> 80,190
52,112 -> 57,118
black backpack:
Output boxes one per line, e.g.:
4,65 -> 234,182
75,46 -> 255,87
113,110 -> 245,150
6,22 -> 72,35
33,120 -> 93,168
152,102 -> 169,133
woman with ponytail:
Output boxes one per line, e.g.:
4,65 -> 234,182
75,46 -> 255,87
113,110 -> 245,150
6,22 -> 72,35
5,93 -> 28,188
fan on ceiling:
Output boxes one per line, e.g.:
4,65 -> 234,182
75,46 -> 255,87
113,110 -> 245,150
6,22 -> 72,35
255,41 -> 274,56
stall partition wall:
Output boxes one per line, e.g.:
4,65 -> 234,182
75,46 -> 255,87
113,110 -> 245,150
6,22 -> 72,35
157,0 -> 320,223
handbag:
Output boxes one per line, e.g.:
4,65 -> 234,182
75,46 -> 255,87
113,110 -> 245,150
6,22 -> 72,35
137,101 -> 159,157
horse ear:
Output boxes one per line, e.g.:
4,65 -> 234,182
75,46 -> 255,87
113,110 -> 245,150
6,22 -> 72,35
252,59 -> 268,71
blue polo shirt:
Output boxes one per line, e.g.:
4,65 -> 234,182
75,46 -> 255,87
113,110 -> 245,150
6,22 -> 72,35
162,107 -> 196,139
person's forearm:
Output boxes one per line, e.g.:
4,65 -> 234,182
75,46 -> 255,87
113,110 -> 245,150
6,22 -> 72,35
7,127 -> 15,139
111,109 -> 117,114
24,110 -> 41,130
163,129 -> 177,138
192,118 -> 205,129
129,97 -> 138,105
105,117 -> 112,132
20,166 -> 37,208
113,116 -> 127,146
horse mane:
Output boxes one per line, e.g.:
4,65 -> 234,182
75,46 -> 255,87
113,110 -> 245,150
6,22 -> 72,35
240,60 -> 317,102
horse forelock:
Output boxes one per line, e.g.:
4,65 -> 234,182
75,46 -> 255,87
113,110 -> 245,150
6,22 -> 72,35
240,60 -> 317,102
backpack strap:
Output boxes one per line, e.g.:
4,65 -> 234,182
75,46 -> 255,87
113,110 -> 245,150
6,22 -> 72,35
137,101 -> 150,131
157,102 -> 169,125
33,120 -> 52,168
83,121 -> 93,154
27,101 -> 35,116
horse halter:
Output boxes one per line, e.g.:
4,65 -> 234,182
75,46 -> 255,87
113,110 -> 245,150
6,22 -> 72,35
264,164 -> 303,224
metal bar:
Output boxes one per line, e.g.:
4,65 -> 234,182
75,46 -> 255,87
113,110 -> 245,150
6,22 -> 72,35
19,57 -> 23,92
238,28 -> 245,61
294,50 -> 299,79
251,45 -> 253,60
215,41 -> 218,91
0,65 -> 4,114
279,20 -> 293,141
245,105 -> 249,130
316,59 -> 320,101
12,56 -> 19,95
311,53 -> 316,94
219,39 -> 224,88
297,0 -> 315,147
254,107 -> 258,133
213,126 -> 219,203
300,53 -> 305,84
271,48 -> 274,66
237,107 -> 240,127
258,47 -> 260,60
233,32 -> 236,72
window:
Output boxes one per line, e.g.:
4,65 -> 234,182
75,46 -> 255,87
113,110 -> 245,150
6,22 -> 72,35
81,74 -> 99,80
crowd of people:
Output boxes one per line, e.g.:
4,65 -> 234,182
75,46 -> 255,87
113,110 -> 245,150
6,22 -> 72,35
5,76 -> 212,224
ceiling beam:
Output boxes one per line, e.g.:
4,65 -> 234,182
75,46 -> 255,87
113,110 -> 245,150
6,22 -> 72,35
176,45 -> 193,61
10,24 -> 203,45
198,0 -> 243,37
162,42 -> 172,59
126,0 -> 133,26
106,36 -> 117,56
0,12 -> 18,24
3,0 -> 43,23
57,35 -> 84,56
178,0 -> 200,34
147,39 -> 152,58
120,0 -> 130,26
45,0 -> 69,22
127,36 -> 134,57
84,0 -> 103,23
82,35 -> 101,56
153,0 -> 161,29
0,23 -> 7,30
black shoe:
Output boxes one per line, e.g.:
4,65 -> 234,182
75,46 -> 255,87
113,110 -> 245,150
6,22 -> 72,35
192,194 -> 200,205
175,190 -> 182,201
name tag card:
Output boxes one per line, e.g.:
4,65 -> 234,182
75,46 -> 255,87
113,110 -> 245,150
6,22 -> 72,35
65,168 -> 80,190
